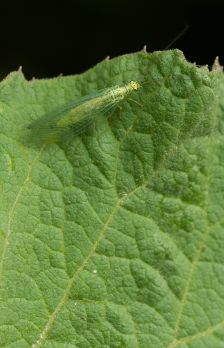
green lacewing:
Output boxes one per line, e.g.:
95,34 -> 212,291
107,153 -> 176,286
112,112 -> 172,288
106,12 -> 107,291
27,80 -> 141,143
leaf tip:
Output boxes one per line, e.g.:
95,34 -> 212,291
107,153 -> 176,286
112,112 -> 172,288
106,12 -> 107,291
142,45 -> 147,53
212,56 -> 223,72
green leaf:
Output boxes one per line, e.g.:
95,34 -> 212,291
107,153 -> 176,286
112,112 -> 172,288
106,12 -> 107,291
0,49 -> 224,348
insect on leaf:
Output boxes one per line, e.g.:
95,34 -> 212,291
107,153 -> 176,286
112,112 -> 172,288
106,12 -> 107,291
27,81 -> 141,144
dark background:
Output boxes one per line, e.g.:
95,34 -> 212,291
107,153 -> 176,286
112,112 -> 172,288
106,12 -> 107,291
0,0 -> 222,80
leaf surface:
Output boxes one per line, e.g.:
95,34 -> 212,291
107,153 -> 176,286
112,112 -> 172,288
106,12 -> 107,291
0,50 -> 224,348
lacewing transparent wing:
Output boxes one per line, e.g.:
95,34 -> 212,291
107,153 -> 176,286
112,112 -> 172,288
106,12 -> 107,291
27,81 -> 141,143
